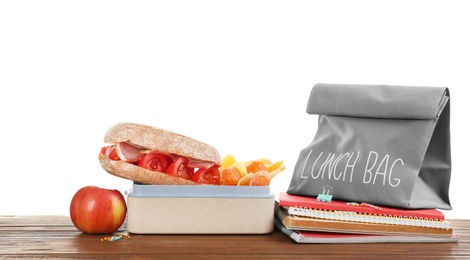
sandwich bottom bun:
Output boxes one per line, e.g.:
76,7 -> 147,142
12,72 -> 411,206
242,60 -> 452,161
99,153 -> 197,185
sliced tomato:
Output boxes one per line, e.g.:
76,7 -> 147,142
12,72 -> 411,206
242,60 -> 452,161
166,157 -> 194,180
138,152 -> 173,173
101,145 -> 120,160
115,142 -> 143,163
101,145 -> 113,155
191,165 -> 220,185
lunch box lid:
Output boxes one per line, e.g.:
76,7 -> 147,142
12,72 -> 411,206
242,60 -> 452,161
128,184 -> 274,199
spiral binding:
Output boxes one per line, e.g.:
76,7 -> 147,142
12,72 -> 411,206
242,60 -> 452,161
288,206 -> 450,229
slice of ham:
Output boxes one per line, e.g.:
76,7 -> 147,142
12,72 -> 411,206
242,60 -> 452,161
112,142 -> 218,168
115,142 -> 144,163
187,159 -> 218,169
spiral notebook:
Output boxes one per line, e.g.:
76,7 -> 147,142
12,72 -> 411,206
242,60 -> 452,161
279,192 -> 450,229
275,202 -> 454,239
274,217 -> 459,244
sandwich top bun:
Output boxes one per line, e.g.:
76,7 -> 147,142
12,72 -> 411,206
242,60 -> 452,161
104,122 -> 221,164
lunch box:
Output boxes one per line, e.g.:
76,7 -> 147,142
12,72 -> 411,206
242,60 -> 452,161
126,184 -> 275,234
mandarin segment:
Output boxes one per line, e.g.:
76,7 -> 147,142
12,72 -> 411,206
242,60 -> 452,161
220,167 -> 241,186
249,171 -> 271,186
246,161 -> 268,174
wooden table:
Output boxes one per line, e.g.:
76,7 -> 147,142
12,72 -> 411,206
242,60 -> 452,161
1,216 -> 469,259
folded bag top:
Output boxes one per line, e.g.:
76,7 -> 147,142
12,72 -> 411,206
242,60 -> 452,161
307,83 -> 448,119
287,83 -> 451,209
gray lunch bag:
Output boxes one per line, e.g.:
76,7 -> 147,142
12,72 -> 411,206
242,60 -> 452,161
287,83 -> 451,209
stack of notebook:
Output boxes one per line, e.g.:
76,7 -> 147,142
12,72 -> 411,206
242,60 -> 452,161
275,192 -> 459,243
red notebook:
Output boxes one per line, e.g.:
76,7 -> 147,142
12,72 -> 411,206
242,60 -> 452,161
279,192 -> 445,221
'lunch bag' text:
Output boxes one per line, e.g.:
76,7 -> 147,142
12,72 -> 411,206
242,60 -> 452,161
299,150 -> 403,188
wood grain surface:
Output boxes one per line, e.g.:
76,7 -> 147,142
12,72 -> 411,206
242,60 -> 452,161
0,216 -> 469,259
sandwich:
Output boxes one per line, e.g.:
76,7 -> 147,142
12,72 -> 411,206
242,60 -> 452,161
99,122 -> 221,185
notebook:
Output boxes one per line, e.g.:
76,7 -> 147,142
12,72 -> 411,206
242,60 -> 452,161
279,192 -> 449,229
274,218 -> 459,244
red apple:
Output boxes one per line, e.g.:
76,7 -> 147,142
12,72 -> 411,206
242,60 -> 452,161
70,186 -> 127,234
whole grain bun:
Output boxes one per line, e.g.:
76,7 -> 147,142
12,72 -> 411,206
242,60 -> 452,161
104,122 -> 221,164
99,153 -> 196,185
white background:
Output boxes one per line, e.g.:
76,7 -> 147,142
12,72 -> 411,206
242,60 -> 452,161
1,1 -> 469,219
